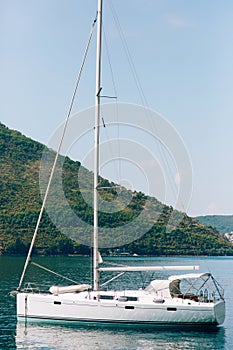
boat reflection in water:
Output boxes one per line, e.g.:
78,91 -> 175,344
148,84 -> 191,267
16,320 -> 226,350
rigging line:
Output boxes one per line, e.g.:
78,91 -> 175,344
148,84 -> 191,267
158,140 -> 182,208
17,13 -> 98,291
107,2 -> 191,257
108,3 -> 171,204
108,0 -> 149,108
103,260 -> 129,267
30,261 -> 80,285
108,2 -> 173,199
108,4 -> 198,261
108,1 -> 186,213
100,95 -> 117,99
101,26 -> 121,185
99,122 -> 121,184
100,272 -> 125,287
103,27 -> 118,98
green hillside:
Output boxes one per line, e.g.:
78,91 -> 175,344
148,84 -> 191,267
1,121 -> 233,256
196,215 -> 233,234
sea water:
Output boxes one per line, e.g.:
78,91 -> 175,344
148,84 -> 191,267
1,256 -> 233,349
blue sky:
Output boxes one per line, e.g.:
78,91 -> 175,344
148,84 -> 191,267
1,0 -> 233,217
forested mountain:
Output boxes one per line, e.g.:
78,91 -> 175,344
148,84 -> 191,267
1,121 -> 233,256
196,215 -> 233,234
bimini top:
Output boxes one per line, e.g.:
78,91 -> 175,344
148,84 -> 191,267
168,272 -> 211,282
145,273 -> 212,295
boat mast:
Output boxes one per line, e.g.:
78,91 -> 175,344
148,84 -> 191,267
93,0 -> 102,291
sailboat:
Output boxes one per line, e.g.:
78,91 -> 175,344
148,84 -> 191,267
14,0 -> 225,327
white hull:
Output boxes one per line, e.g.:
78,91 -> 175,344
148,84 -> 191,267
17,290 -> 225,327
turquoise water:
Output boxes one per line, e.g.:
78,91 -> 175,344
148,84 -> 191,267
1,256 -> 233,349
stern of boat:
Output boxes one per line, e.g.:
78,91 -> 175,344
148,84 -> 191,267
214,299 -> 225,325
